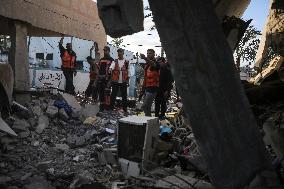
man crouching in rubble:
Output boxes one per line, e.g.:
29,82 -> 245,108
140,49 -> 160,116
59,35 -> 77,95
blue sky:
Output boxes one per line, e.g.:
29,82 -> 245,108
107,0 -> 271,55
242,0 -> 270,31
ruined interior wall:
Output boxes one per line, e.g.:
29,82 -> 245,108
0,0 -> 106,50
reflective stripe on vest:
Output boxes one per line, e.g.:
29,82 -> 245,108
111,59 -> 129,82
144,65 -> 160,87
61,51 -> 75,68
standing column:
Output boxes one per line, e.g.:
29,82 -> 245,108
9,21 -> 30,103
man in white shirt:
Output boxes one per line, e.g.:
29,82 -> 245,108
109,48 -> 129,113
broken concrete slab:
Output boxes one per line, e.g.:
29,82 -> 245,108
0,116 -> 17,136
36,115 -> 49,134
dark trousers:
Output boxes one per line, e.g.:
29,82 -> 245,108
62,68 -> 75,94
85,80 -> 98,101
98,79 -> 108,111
110,82 -> 127,111
155,91 -> 167,117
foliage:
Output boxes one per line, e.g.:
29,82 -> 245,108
111,38 -> 123,48
234,25 -> 261,69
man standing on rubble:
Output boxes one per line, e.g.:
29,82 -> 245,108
109,48 -> 129,114
97,46 -> 114,112
59,36 -> 77,95
155,57 -> 173,119
140,49 -> 160,116
85,56 -> 98,101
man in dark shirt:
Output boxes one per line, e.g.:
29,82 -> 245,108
97,46 -> 114,111
59,36 -> 77,94
155,57 -> 173,119
140,49 -> 160,116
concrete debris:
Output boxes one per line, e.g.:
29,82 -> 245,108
81,104 -> 99,118
0,92 -> 215,189
58,108 -> 69,121
54,144 -> 70,151
31,105 -> 43,116
35,115 -> 49,134
12,119 -> 30,132
0,116 -> 17,136
155,174 -> 214,189
60,92 -> 81,112
45,106 -> 58,118
19,130 -> 30,138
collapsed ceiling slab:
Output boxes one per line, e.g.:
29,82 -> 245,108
0,0 -> 106,46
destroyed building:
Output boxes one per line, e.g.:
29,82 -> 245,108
1,0 -> 284,189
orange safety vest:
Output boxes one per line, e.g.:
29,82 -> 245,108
61,51 -> 75,69
144,65 -> 160,87
111,59 -> 129,82
98,59 -> 112,79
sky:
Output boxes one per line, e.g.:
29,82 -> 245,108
106,0 -> 271,56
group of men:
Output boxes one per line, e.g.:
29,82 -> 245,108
59,36 -> 173,118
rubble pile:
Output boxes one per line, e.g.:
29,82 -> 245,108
0,93 -> 124,189
0,90 -> 213,189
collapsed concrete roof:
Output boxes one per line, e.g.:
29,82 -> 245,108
0,0 -> 106,46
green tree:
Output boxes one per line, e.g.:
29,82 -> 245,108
111,38 -> 123,48
234,25 -> 261,70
